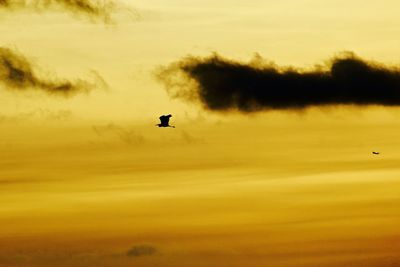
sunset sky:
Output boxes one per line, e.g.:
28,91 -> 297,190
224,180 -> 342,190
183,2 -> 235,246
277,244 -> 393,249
1,1 -> 400,266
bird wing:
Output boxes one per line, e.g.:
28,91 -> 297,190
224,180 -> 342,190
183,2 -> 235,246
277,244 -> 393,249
159,115 -> 171,125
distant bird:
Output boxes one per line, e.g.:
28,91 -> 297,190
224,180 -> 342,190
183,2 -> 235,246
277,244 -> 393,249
372,151 -> 380,155
156,114 -> 175,128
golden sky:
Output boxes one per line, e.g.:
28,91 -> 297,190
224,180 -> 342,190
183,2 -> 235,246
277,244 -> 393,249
1,1 -> 400,266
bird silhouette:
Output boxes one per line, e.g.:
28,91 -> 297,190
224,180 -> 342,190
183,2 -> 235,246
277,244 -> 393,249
372,151 -> 380,155
156,114 -> 175,128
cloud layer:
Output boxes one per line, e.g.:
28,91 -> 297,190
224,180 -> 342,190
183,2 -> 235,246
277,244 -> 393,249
157,52 -> 400,112
0,47 -> 104,96
126,245 -> 157,257
0,0 -> 118,23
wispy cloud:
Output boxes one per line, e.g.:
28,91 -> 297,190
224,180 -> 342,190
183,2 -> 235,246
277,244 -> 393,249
126,245 -> 157,257
180,130 -> 204,144
0,109 -> 73,123
93,123 -> 145,145
0,47 -> 105,96
0,0 -> 134,23
157,52 -> 400,112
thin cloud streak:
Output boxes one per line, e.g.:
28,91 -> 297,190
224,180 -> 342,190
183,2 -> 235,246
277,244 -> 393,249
0,47 -> 105,96
0,0 -> 131,23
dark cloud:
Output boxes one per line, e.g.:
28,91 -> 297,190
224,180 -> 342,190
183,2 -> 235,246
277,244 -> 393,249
0,0 -> 125,23
0,47 -> 104,96
0,0 -> 9,7
126,245 -> 157,257
157,52 -> 400,112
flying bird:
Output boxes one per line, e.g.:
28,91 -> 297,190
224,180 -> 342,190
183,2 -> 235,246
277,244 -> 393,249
372,151 -> 380,155
156,114 -> 175,128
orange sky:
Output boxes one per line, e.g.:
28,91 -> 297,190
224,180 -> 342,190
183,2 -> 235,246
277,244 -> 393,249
1,1 -> 400,266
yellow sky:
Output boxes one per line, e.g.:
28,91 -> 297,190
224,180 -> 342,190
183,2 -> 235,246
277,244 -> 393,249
1,1 -> 400,266
2,0 -> 400,119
